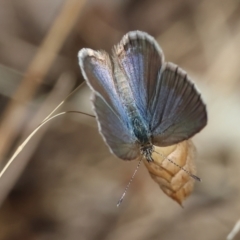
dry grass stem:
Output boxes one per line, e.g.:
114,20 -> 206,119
0,0 -> 86,162
0,73 -> 75,204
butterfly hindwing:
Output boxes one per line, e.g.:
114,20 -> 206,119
93,94 -> 140,160
151,62 -> 207,146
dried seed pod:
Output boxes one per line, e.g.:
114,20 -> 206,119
143,140 -> 197,205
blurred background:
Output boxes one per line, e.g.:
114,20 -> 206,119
0,0 -> 240,239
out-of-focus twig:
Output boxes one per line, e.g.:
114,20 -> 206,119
0,0 -> 86,162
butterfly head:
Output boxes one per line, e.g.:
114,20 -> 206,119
140,144 -> 154,162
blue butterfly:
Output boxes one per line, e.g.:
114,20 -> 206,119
78,31 -> 207,163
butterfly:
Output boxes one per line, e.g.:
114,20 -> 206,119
78,30 -> 207,164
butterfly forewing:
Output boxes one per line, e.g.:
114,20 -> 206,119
114,31 -> 164,121
79,49 -> 126,120
151,63 -> 207,146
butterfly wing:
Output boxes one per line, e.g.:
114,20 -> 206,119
113,31 -> 206,146
113,30 -> 164,121
151,63 -> 207,146
79,48 -> 125,119
78,49 -> 139,160
93,94 -> 140,160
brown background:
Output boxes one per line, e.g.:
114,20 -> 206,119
0,0 -> 240,239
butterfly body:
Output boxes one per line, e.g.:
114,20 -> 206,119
78,31 -> 207,162
113,62 -> 154,161
112,57 -> 150,144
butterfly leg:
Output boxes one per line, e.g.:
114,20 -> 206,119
140,144 -> 154,162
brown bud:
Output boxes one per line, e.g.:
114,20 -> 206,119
143,140 -> 197,206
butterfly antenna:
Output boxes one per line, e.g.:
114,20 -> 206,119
153,150 -> 201,182
117,157 -> 142,207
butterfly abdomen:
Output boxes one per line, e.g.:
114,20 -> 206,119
131,116 -> 150,144
113,67 -> 150,145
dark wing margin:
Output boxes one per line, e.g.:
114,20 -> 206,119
113,30 -> 164,122
151,62 -> 207,146
93,94 -> 140,160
